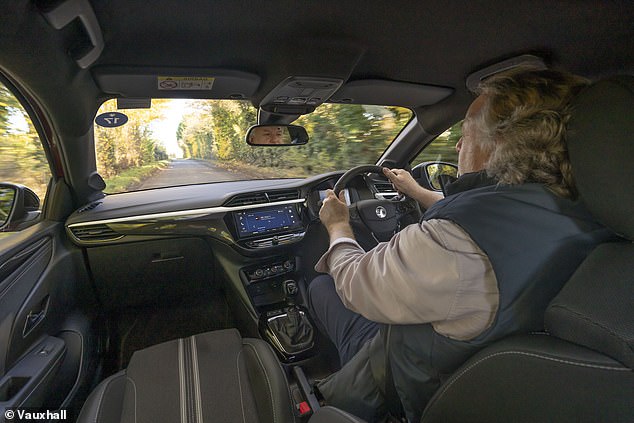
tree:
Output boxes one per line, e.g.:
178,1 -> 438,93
94,99 -> 171,177
0,84 -> 50,199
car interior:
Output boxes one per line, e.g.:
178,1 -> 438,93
0,1 -> 633,422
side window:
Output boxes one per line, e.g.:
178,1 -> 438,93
411,120 -> 462,167
0,81 -> 51,231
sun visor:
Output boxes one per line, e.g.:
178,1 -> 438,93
329,79 -> 453,107
92,67 -> 261,100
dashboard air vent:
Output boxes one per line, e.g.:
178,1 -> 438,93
70,224 -> 122,241
226,189 -> 300,206
77,201 -> 102,213
225,193 -> 269,206
374,182 -> 395,193
266,189 -> 300,202
373,181 -> 399,200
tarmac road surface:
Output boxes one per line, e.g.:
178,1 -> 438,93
137,158 -> 250,190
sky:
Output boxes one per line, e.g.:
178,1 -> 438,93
149,99 -> 189,158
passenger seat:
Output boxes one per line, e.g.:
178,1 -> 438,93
78,329 -> 366,423
78,329 -> 295,423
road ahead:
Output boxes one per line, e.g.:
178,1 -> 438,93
137,159 -> 250,189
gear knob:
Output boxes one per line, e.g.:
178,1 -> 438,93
283,280 -> 298,305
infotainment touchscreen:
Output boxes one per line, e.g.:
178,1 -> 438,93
234,205 -> 302,238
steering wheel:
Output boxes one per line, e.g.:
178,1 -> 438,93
332,165 -> 419,242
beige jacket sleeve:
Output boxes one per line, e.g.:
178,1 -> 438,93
315,219 -> 499,340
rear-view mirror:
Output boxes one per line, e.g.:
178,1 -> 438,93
246,124 -> 309,146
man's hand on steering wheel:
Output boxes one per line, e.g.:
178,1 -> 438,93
322,165 -> 422,243
384,167 -> 443,210
319,189 -> 354,241
382,167 -> 421,198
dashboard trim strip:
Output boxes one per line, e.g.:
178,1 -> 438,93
67,198 -> 306,228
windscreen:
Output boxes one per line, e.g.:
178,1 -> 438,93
94,99 -> 412,193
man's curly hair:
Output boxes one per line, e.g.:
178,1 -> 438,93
474,67 -> 590,199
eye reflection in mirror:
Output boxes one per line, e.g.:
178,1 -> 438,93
246,124 -> 309,146
0,187 -> 17,228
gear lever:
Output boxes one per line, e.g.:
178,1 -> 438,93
284,280 -> 299,306
284,280 -> 301,330
267,280 -> 314,354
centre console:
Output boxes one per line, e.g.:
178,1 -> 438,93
225,202 -> 317,361
240,257 -> 297,307
239,258 -> 316,361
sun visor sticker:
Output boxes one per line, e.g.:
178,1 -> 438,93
158,76 -> 215,91
93,68 -> 261,99
95,112 -> 128,128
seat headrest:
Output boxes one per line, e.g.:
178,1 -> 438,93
566,76 -> 634,240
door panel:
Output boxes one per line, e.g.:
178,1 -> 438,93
0,236 -> 52,374
0,222 -> 95,415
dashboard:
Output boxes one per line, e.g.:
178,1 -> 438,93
65,171 -> 392,248
64,170 -> 405,324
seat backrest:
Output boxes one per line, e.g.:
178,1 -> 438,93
546,76 -> 634,368
421,76 -> 634,423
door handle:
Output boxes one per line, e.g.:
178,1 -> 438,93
22,296 -> 50,337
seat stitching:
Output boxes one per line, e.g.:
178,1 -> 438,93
424,349 -> 630,417
191,336 -> 204,423
93,374 -> 121,423
244,342 -> 277,423
270,345 -> 295,417
125,376 -> 138,423
236,349 -> 247,423
178,338 -> 186,423
548,304 -> 631,349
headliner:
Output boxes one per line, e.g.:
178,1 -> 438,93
1,0 -> 633,135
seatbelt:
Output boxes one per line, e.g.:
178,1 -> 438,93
383,325 -> 407,422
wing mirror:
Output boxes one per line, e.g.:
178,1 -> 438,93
0,183 -> 41,232
425,162 -> 458,191
246,124 -> 309,146
412,162 -> 458,192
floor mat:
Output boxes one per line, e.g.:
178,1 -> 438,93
114,292 -> 235,369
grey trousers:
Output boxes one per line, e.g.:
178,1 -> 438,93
308,274 -> 380,365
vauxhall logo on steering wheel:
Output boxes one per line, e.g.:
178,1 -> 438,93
375,206 -> 387,219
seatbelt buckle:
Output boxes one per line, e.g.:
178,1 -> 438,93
298,401 -> 311,416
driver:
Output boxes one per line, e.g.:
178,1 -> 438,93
308,67 -> 617,422
249,125 -> 287,144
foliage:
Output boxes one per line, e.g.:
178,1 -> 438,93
0,83 -> 50,202
411,121 -> 462,168
102,161 -> 168,193
95,100 -> 169,179
176,101 -> 413,177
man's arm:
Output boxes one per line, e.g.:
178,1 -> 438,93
319,189 -> 355,243
382,168 -> 443,209
317,190 -> 497,337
